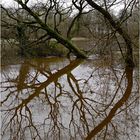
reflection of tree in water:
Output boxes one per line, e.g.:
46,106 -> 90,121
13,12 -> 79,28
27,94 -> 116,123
1,58 -> 139,140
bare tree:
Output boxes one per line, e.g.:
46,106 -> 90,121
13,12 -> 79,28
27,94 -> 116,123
85,0 -> 137,67
1,0 -> 138,64
9,0 -> 87,58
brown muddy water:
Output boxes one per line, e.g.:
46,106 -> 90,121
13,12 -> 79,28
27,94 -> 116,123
0,57 -> 139,140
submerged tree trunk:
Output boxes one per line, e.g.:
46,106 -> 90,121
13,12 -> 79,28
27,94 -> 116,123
86,0 -> 134,67
17,1 -> 87,58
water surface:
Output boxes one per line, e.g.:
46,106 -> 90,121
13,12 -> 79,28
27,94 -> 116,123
0,57 -> 139,140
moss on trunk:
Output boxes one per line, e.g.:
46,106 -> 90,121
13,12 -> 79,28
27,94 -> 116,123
17,1 -> 87,59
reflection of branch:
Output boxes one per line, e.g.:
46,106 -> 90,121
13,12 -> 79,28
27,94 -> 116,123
5,59 -> 83,111
85,67 -> 133,140
1,58 -> 83,139
99,71 -> 126,112
2,57 -> 137,139
67,73 -> 90,133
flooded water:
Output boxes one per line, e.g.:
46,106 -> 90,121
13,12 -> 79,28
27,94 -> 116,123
0,57 -> 139,140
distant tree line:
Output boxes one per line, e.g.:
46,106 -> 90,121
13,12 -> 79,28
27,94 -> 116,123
1,0 -> 139,67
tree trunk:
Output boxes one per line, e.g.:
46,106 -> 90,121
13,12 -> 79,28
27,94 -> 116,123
16,22 -> 29,56
17,1 -> 87,58
86,0 -> 134,67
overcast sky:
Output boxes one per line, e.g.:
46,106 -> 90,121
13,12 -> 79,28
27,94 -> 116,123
1,0 -> 17,7
1,0 -> 124,15
1,0 -> 36,7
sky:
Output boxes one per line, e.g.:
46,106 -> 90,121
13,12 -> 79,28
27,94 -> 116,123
1,0 -> 17,7
1,0 -> 125,15
1,0 -> 37,7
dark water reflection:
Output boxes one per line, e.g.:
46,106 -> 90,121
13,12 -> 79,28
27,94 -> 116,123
0,57 -> 139,140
